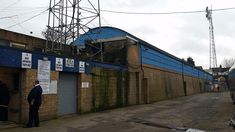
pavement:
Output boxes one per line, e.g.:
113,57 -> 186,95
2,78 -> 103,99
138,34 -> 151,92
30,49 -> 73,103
0,91 -> 235,132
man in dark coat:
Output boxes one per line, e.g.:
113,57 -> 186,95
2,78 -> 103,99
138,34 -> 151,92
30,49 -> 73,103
0,80 -> 10,122
25,80 -> 42,128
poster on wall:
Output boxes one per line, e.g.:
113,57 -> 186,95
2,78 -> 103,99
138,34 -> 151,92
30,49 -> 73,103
21,52 -> 32,68
79,61 -> 85,73
55,58 -> 63,71
49,80 -> 57,94
37,60 -> 51,94
65,58 -> 74,68
82,82 -> 89,88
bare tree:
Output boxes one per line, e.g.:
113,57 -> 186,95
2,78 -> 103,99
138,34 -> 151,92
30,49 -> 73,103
221,58 -> 235,68
41,28 -> 67,44
187,57 -> 195,66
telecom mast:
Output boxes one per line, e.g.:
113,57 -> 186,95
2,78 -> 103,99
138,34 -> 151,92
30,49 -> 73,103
206,6 -> 217,69
45,0 -> 101,52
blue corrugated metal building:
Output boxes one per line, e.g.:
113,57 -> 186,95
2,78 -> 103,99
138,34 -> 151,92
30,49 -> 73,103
74,26 -> 212,81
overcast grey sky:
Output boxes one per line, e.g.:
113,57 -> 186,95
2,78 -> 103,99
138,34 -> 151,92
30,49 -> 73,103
0,0 -> 235,69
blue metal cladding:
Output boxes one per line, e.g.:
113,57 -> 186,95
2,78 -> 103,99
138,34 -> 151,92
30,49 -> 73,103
88,61 -> 128,71
31,52 -> 56,70
0,46 -> 126,73
63,26 -> 213,80
199,70 -> 205,79
62,59 -> 79,72
183,64 -> 192,76
73,27 -> 127,46
141,44 -> 212,79
0,47 -> 22,68
141,45 -> 182,73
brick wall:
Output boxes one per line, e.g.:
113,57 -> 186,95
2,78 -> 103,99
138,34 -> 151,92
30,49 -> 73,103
79,74 -> 93,113
108,73 -> 118,107
184,76 -> 193,95
0,67 -> 21,123
128,72 -> 138,105
141,69 -> 184,104
143,65 -> 204,103
79,67 -> 128,112
21,69 -> 58,123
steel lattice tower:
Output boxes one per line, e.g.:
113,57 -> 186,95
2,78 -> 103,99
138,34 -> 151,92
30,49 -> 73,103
46,0 -> 101,52
206,6 -> 217,69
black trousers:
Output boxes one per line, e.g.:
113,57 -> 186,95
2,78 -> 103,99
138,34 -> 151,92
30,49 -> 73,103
27,105 -> 40,127
0,106 -> 8,121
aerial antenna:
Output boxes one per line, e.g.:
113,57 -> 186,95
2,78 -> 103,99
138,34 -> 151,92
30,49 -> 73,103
45,0 -> 101,52
206,6 -> 217,69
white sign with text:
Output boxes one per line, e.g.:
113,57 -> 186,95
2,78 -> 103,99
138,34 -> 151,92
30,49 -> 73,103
37,60 -> 51,94
79,61 -> 85,73
21,52 -> 32,68
65,58 -> 74,68
55,58 -> 63,71
82,82 -> 89,88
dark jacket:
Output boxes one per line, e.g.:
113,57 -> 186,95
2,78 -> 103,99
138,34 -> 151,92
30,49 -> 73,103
0,83 -> 10,106
27,85 -> 43,106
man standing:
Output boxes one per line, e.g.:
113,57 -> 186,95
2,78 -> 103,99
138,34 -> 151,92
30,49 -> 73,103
0,80 -> 10,123
25,80 -> 42,128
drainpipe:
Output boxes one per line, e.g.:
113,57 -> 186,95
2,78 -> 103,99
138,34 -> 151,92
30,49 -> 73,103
19,70 -> 24,124
181,59 -> 186,96
139,44 -> 145,104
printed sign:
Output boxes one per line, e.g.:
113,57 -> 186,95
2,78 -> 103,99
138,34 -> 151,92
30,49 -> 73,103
49,80 -> 57,94
82,82 -> 89,88
79,61 -> 85,73
21,52 -> 32,68
55,58 -> 63,71
37,60 -> 51,94
65,58 -> 74,68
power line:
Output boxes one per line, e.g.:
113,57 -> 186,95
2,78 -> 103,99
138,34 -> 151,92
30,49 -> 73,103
0,8 -> 47,19
0,0 -> 21,12
10,17 -> 30,32
7,9 -> 48,29
0,6 -> 47,12
82,6 -> 235,15
0,15 -> 17,19
101,16 -> 112,26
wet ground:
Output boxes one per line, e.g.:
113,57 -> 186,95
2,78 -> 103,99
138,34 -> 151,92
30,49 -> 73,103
1,91 -> 235,132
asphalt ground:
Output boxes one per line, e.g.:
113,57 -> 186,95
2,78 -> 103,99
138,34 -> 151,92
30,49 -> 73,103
1,91 -> 234,132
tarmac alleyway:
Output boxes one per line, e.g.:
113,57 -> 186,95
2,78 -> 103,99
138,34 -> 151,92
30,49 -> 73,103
1,92 -> 234,132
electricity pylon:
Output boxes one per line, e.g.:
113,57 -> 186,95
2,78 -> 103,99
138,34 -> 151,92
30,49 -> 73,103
45,0 -> 101,52
206,6 -> 217,69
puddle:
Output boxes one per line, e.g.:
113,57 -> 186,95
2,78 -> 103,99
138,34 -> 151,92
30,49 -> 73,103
129,118 -> 205,132
186,128 -> 205,132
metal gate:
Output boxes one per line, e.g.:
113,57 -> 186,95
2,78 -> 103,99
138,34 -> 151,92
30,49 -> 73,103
58,73 -> 77,115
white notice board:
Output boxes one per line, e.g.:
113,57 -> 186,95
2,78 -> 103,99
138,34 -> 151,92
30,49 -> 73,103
55,58 -> 63,71
79,61 -> 85,73
65,58 -> 74,68
82,82 -> 89,88
21,52 -> 32,68
49,80 -> 57,94
37,60 -> 51,94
